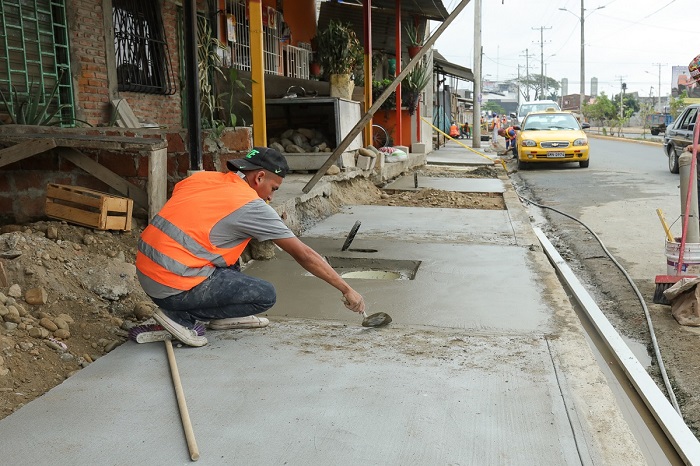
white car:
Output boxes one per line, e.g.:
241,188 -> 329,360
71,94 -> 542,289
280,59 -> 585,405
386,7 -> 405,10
512,100 -> 561,125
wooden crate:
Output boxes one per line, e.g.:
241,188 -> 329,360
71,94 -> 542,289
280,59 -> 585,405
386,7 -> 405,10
45,184 -> 133,231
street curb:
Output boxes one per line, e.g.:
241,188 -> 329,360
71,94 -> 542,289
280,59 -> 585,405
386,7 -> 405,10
496,164 -> 647,463
587,132 -> 663,147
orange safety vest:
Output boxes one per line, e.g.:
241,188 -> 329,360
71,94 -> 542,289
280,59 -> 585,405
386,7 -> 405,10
449,124 -> 460,137
503,126 -> 517,140
136,171 -> 258,293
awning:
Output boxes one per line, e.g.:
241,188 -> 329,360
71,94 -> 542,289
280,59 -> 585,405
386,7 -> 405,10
433,50 -> 473,82
317,1 -> 450,55
369,0 -> 449,21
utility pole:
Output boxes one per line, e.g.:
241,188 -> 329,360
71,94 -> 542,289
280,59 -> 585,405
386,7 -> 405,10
472,0 -> 482,148
517,64 -> 521,106
532,26 -> 551,97
652,62 -> 666,112
617,77 -> 627,119
520,49 -> 534,101
579,0 -> 584,112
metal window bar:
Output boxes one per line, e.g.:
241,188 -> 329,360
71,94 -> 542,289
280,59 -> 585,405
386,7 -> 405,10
224,1 -> 282,75
0,0 -> 74,125
113,0 -> 176,95
283,44 -> 310,80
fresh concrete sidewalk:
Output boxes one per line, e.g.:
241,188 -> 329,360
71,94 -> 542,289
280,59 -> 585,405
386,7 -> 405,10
0,142 -> 646,465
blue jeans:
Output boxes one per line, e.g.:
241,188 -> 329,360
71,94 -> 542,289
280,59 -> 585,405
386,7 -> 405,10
151,265 -> 276,325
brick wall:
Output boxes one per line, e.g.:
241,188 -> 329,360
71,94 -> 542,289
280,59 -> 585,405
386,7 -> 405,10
68,0 -> 185,128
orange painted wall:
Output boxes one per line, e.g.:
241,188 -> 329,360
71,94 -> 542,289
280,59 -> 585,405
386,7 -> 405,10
372,109 -> 412,148
282,0 -> 317,45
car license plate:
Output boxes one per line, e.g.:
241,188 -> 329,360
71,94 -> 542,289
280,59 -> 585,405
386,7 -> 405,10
547,151 -> 565,158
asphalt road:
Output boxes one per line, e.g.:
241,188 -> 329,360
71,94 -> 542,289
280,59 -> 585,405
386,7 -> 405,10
511,137 -> 700,439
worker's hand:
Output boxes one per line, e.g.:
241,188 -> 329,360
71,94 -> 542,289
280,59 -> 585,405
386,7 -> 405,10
341,290 -> 365,314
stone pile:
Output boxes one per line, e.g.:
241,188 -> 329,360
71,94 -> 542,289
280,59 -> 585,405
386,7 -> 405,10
268,128 -> 334,154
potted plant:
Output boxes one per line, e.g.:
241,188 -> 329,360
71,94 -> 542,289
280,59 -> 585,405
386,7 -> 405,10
404,22 -> 423,59
401,58 -> 431,116
315,20 -> 362,99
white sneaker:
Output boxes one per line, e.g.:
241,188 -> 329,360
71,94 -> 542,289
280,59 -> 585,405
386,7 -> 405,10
208,315 -> 270,330
153,308 -> 208,347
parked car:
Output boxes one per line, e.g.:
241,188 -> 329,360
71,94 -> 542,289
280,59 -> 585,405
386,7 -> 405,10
512,100 -> 561,125
664,104 -> 699,174
516,109 -> 590,170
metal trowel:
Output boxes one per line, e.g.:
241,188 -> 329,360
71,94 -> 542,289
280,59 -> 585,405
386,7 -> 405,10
362,310 -> 392,327
343,297 -> 392,327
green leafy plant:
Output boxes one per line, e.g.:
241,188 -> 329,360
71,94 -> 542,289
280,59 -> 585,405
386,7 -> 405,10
401,58 -> 431,115
0,73 -> 68,125
218,68 -> 253,127
404,22 -> 423,47
197,18 -> 226,130
372,79 -> 397,111
315,20 -> 362,76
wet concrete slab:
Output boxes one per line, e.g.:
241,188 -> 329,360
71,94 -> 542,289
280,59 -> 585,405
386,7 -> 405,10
384,175 -> 505,193
252,238 -> 552,334
303,205 -> 515,245
427,141 -> 495,166
0,321 -> 583,465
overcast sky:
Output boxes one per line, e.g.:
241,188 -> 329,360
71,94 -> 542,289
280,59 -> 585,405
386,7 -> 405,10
431,0 -> 700,99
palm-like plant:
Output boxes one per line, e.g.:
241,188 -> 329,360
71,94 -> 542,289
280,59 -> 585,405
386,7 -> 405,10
0,72 -> 68,125
316,20 -> 362,76
402,58 -> 431,115
404,22 -> 423,47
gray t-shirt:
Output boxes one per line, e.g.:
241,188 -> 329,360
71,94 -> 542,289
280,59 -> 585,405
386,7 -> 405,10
210,199 -> 295,247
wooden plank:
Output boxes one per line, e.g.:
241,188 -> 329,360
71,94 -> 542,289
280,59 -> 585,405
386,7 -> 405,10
111,98 -> 141,128
0,138 -> 57,168
46,184 -> 104,209
0,133 -> 166,150
46,201 -> 103,229
58,148 -> 148,209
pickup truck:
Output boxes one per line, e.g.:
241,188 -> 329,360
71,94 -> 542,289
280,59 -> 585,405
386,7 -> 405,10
646,113 -> 673,135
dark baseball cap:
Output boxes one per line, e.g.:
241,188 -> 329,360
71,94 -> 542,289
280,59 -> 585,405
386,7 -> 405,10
227,147 -> 289,178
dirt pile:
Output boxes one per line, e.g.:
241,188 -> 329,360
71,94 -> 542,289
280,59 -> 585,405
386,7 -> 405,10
0,221 -> 153,419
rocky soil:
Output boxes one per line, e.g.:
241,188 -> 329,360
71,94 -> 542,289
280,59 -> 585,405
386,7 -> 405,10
0,165 -> 500,421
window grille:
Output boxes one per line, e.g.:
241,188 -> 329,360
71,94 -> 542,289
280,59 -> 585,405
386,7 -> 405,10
223,1 -> 285,76
283,43 -> 310,80
113,0 -> 176,95
0,0 -> 75,125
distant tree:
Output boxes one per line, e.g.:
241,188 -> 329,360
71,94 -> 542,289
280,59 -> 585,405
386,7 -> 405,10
582,92 -> 616,125
613,92 -> 640,115
512,74 -> 560,101
638,101 -> 654,138
482,101 -> 505,115
670,90 -> 687,119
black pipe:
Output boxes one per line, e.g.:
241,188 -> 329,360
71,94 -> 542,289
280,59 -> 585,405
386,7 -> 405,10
184,0 -> 202,171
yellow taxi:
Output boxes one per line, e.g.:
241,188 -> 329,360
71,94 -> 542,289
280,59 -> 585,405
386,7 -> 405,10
516,109 -> 590,169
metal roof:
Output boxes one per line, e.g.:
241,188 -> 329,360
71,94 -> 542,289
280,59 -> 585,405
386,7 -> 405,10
433,50 -> 474,82
317,1 -> 451,55
324,0 -> 449,21
369,0 -> 449,21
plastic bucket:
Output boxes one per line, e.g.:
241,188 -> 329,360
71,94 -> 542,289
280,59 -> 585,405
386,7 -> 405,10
665,240 -> 700,274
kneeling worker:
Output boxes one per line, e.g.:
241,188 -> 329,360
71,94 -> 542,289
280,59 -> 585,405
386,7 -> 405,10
136,147 -> 366,347
498,126 -> 519,157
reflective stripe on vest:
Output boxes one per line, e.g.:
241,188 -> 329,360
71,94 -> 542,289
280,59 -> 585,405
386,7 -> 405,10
136,171 -> 257,294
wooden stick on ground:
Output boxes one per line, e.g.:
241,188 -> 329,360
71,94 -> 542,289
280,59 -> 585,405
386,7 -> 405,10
165,339 -> 200,461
